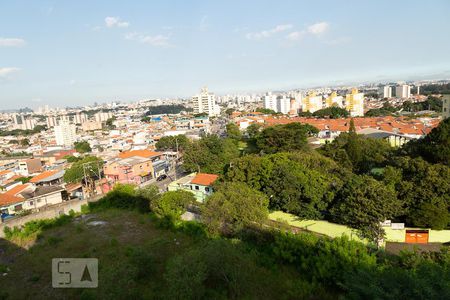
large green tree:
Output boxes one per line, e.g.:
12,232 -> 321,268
63,155 -> 103,184
402,117 -> 450,165
155,135 -> 190,152
255,123 -> 318,154
312,106 -> 350,118
224,152 -> 347,219
151,190 -> 195,221
182,135 -> 240,174
226,123 -> 242,141
331,175 -> 403,242
74,141 -> 92,153
201,182 -> 269,235
320,133 -> 393,173
384,157 -> 450,229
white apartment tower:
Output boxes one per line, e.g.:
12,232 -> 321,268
379,86 -> 392,98
192,87 -> 219,116
263,92 -> 277,112
94,111 -> 113,123
395,85 -> 411,98
54,120 -> 77,147
276,96 -> 291,115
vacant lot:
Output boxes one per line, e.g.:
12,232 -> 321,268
0,209 -> 309,300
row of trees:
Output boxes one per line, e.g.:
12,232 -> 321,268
90,171 -> 450,299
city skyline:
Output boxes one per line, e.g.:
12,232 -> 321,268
1,0 -> 450,109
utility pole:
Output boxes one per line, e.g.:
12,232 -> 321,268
174,137 -> 179,181
82,163 -> 88,198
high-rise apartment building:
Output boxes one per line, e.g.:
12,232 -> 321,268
325,92 -> 344,107
54,120 -> 77,147
276,96 -> 291,115
263,92 -> 277,112
46,116 -> 58,128
74,113 -> 87,124
192,87 -> 219,116
443,94 -> 450,119
395,85 -> 411,98
345,88 -> 364,116
94,111 -> 113,123
379,86 -> 392,98
301,92 -> 323,113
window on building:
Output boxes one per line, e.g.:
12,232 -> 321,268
195,185 -> 199,190
205,187 -> 210,192
29,201 -> 33,206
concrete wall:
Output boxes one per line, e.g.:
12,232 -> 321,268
0,199 -> 88,238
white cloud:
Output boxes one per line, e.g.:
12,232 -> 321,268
69,79 -> 76,85
307,22 -> 329,35
0,67 -> 20,78
105,16 -> 129,28
246,24 -> 293,40
286,31 -> 305,41
0,38 -> 26,47
125,32 -> 170,47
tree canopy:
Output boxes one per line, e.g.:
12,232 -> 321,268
155,135 -> 190,152
151,190 -> 195,221
201,182 -> 269,235
182,135 -> 240,174
225,123 -> 242,141
63,155 -> 103,184
312,106 -> 350,118
255,123 -> 318,154
402,117 -> 450,165
74,141 -> 92,153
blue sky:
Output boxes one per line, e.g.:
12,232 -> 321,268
1,0 -> 450,109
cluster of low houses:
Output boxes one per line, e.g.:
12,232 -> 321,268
0,147 -> 219,220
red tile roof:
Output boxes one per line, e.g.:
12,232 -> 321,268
191,173 -> 219,186
30,170 -> 58,183
0,193 -> 23,206
5,184 -> 30,196
0,170 -> 12,176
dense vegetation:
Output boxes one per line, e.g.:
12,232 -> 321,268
186,120 -> 450,239
2,179 -> 449,299
365,96 -> 443,116
419,83 -> 450,95
74,141 -> 92,153
63,155 -> 104,185
0,125 -> 47,137
312,106 -> 350,118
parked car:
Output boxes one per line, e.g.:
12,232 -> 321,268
157,174 -> 168,181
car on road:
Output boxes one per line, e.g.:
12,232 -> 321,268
156,174 -> 168,181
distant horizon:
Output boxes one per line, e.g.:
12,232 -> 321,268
1,0 -> 450,109
1,73 -> 448,112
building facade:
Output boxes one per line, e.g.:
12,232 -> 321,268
345,88 -> 364,117
192,87 -> 219,117
443,94 -> 450,119
54,120 -> 77,147
301,92 -> 323,113
395,85 -> 411,98
379,86 -> 392,98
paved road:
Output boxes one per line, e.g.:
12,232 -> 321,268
139,168 -> 187,191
